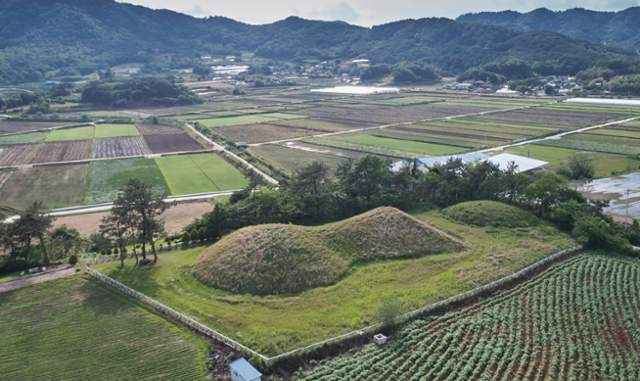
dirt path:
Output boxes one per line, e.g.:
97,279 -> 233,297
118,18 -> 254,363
0,267 -> 76,293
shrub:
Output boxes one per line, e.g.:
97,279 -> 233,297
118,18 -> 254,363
190,229 -> 199,241
122,247 -> 128,253
100,249 -> 107,255
181,231 -> 191,242
114,248 -> 119,254
69,254 -> 78,265
198,227 -> 207,240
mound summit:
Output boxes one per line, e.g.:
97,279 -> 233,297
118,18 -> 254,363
193,207 -> 465,295
444,200 -> 540,228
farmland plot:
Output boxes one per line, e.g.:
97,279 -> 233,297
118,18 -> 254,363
0,164 -> 87,209
31,140 -> 92,163
0,144 -> 40,166
214,123 -> 320,143
94,123 -> 140,138
304,137 -> 423,159
0,276 -> 208,380
300,254 -> 640,381
251,144 -> 357,175
0,171 -> 13,188
0,121 -> 80,135
144,133 -> 203,154
137,123 -> 183,134
46,126 -> 95,141
0,131 -> 48,145
93,137 -> 149,158
333,135 -> 465,156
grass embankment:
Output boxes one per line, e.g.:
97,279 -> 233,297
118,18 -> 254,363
0,275 -> 209,380
444,200 -> 540,228
93,207 -> 574,356
194,207 -> 466,295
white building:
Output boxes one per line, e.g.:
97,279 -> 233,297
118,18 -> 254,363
566,98 -> 640,107
311,86 -> 400,95
212,66 -> 249,75
487,153 -> 548,174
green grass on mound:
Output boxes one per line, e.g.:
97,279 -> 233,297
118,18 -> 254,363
0,276 -> 208,380
194,207 -> 466,295
444,200 -> 540,228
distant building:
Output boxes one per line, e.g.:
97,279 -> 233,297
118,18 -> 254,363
456,83 -> 472,90
486,153 -> 548,175
229,358 -> 261,381
390,153 -> 490,172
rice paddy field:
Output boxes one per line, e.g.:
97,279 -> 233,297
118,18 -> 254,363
155,153 -> 248,195
46,126 -> 95,141
0,276 -> 209,380
94,123 -> 140,138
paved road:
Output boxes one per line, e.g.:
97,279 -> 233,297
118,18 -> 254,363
0,267 -> 76,293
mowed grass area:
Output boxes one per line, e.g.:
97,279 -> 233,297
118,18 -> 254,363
94,124 -> 140,138
156,153 -> 247,195
0,164 -> 88,210
83,158 -> 170,204
0,276 -> 208,380
93,211 -> 574,355
197,113 -> 307,128
334,135 -> 464,156
46,126 -> 95,141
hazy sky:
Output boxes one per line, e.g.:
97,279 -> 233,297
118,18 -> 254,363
118,0 -> 640,26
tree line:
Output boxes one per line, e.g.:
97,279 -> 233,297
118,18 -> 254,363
185,154 -> 635,255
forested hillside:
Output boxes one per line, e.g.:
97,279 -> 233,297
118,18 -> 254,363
0,0 -> 635,84
457,7 -> 640,51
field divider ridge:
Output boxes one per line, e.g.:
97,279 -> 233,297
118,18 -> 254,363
86,245 -> 582,364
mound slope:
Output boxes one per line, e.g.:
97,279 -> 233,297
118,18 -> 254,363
444,200 -> 539,228
193,207 -> 465,295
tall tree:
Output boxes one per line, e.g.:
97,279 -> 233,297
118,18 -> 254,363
113,178 -> 173,263
100,208 -> 138,267
17,202 -> 55,266
294,161 -> 330,213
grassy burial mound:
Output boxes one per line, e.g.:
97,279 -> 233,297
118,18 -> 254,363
194,207 -> 465,295
444,200 -> 540,228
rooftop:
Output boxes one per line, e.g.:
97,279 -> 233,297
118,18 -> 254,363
229,358 -> 262,381
487,153 -> 548,173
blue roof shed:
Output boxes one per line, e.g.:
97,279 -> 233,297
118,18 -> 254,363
229,358 -> 262,381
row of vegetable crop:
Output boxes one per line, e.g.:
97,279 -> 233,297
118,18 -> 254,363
301,254 -> 640,381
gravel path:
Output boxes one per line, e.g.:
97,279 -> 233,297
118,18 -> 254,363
0,267 -> 76,293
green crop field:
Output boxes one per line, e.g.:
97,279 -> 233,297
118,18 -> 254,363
0,131 -> 49,145
93,210 -> 573,355
536,138 -> 640,155
304,137 -> 421,159
334,135 -> 465,156
507,145 -> 577,158
0,164 -> 88,210
94,124 -> 140,138
156,153 -> 246,195
189,153 -> 248,191
83,158 -> 170,204
0,276 -> 208,380
46,126 -> 94,141
299,253 -> 639,381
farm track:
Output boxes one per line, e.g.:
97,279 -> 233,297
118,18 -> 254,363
93,137 -> 149,158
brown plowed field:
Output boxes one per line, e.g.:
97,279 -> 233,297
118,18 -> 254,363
93,137 -> 149,158
0,121 -> 79,135
30,140 -> 92,163
144,133 -> 203,154
0,144 -> 40,166
137,124 -> 183,134
0,171 -> 13,188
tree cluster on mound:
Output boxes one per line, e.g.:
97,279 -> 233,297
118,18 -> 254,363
81,80 -> 203,107
193,207 -> 465,295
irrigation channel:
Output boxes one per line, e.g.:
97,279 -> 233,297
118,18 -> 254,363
86,245 -> 582,364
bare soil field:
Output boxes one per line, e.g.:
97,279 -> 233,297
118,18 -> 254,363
0,171 -> 13,188
214,123 -> 320,143
30,140 -> 92,163
144,132 -> 203,154
227,98 -> 282,104
0,144 -> 40,166
93,137 -> 149,158
0,121 -> 80,134
52,202 -> 215,236
137,124 -> 183,134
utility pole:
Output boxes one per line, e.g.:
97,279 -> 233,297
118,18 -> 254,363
625,187 -> 631,230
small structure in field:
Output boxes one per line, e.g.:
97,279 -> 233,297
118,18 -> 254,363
374,334 -> 387,345
229,358 -> 262,381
